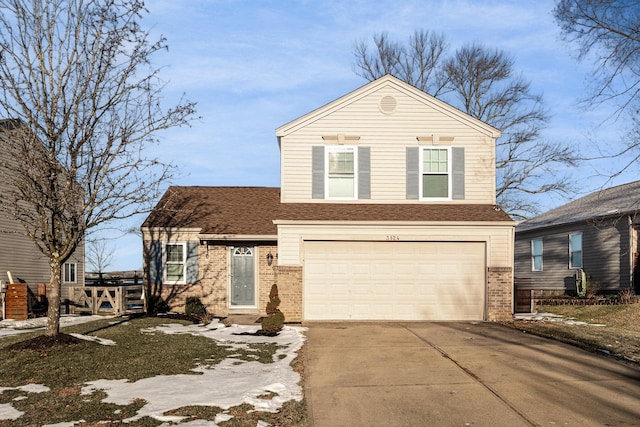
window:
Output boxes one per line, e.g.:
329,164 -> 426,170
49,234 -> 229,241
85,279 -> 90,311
569,233 -> 583,268
326,146 -> 357,199
531,239 -> 543,271
165,243 -> 186,284
63,262 -> 77,283
420,147 -> 451,199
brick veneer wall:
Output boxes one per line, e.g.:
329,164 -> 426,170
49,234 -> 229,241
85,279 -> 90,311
274,265 -> 303,322
487,266 -> 513,321
159,243 -> 279,317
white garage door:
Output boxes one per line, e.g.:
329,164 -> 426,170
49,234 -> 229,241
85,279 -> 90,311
304,241 -> 486,321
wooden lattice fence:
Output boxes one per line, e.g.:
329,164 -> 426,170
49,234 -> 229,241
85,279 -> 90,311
68,285 -> 144,315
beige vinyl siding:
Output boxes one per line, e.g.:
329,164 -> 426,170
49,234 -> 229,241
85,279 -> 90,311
279,84 -> 496,204
276,222 -> 514,268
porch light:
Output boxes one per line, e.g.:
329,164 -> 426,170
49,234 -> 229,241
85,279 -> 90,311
266,251 -> 274,266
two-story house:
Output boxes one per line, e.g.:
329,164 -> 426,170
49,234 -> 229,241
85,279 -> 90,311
142,75 -> 515,322
0,119 -> 85,314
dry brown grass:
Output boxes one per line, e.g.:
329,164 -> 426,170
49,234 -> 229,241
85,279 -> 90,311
507,304 -> 640,363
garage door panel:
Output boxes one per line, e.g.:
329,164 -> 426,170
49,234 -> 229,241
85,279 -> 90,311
304,241 -> 485,321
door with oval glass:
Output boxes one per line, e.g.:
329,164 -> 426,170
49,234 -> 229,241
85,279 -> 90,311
230,246 -> 256,307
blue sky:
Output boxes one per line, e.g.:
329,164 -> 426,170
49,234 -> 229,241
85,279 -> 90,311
99,0 -> 635,271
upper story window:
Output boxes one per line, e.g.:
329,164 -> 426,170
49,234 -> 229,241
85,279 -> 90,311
63,262 -> 77,284
325,146 -> 357,199
531,239 -> 543,271
420,147 -> 451,199
165,242 -> 186,284
569,232 -> 583,269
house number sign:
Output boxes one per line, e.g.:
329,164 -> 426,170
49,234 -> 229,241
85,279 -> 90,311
386,235 -> 400,241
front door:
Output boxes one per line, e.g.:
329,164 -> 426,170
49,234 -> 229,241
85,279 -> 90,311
231,246 -> 256,306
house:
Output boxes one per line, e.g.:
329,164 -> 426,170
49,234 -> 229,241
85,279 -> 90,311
514,181 -> 640,308
142,75 -> 515,322
0,119 -> 85,313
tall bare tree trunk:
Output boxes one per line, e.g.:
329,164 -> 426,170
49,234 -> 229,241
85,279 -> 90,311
45,261 -> 61,336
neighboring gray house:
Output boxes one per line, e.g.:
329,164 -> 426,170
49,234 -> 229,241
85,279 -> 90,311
514,181 -> 640,307
0,119 -> 84,312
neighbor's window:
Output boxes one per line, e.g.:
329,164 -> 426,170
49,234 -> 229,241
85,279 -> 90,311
531,239 -> 543,271
421,147 -> 451,199
63,262 -> 77,283
326,146 -> 357,199
569,232 -> 583,269
165,243 -> 186,284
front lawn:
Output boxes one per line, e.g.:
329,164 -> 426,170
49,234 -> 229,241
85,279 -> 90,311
0,316 -> 308,426
508,304 -> 640,363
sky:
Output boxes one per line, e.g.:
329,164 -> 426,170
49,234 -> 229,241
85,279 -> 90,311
97,0 -> 636,271
0,316 -> 306,425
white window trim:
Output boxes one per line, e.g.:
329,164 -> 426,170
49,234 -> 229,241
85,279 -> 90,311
569,232 -> 583,269
164,242 -> 187,285
419,146 -> 452,200
531,239 -> 543,271
63,262 -> 77,284
325,145 -> 358,200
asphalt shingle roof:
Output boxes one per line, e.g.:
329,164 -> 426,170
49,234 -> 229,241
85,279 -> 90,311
517,180 -> 640,233
142,186 -> 513,236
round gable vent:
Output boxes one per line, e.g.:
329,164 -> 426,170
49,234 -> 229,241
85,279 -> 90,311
379,95 -> 397,114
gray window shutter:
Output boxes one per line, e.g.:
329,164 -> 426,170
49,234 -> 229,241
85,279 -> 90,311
186,242 -> 199,284
312,146 -> 324,199
406,147 -> 419,199
358,146 -> 371,199
147,241 -> 162,284
452,147 -> 465,200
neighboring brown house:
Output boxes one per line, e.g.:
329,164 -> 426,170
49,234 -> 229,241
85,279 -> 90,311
0,119 -> 84,311
514,181 -> 640,305
142,75 -> 515,322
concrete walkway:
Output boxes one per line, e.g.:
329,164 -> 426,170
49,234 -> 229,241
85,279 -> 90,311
304,322 -> 640,427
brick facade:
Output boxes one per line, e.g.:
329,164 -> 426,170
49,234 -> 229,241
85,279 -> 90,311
487,266 -> 513,321
274,265 -> 303,322
160,243 -> 279,317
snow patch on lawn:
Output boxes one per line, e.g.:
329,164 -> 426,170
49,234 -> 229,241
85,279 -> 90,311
0,384 -> 51,421
0,315 -> 109,336
69,333 -> 116,346
82,320 -> 306,423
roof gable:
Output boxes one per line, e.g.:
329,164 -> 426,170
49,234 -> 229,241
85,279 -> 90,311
275,74 -> 501,139
517,180 -> 640,232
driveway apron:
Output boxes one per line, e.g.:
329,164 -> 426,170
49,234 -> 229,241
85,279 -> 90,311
304,322 -> 640,427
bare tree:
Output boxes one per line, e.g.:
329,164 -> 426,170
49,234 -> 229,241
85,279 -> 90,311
554,0 -> 640,113
554,0 -> 640,177
353,32 -> 578,219
353,30 -> 450,96
86,239 -> 115,274
0,0 -> 196,337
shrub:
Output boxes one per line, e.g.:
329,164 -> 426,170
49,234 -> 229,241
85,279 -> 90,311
262,310 -> 285,333
262,284 -> 285,333
619,287 -> 634,303
147,295 -> 169,315
185,297 -> 206,316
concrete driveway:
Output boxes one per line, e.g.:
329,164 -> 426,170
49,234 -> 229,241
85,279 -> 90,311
304,322 -> 640,426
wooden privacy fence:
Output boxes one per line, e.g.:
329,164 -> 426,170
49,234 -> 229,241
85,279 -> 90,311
68,284 -> 144,315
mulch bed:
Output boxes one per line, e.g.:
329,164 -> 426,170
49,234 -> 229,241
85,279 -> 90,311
4,333 -> 84,351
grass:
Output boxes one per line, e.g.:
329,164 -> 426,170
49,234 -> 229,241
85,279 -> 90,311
508,303 -> 640,363
0,315 -> 308,426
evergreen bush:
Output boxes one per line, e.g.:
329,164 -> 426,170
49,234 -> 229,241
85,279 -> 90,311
185,296 -> 206,316
262,284 -> 285,333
